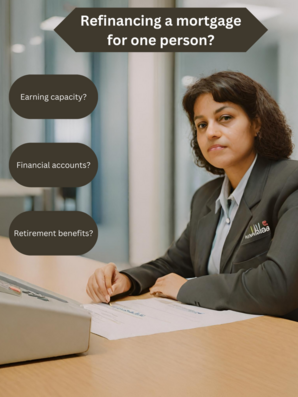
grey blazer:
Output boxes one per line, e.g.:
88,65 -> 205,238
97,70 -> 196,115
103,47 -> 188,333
122,155 -> 298,320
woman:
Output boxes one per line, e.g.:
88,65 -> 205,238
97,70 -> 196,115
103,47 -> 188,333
86,71 -> 298,320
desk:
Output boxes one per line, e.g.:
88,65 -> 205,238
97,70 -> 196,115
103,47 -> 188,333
1,236 -> 298,397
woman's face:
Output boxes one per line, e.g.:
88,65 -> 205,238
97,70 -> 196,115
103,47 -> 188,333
193,93 -> 260,172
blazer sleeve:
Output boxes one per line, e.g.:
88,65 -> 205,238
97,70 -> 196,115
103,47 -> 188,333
120,191 -> 198,295
177,167 -> 298,317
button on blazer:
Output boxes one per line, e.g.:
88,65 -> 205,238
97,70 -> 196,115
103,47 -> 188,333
122,155 -> 298,321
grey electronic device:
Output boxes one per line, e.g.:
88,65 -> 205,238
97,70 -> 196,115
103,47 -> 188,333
0,271 -> 91,365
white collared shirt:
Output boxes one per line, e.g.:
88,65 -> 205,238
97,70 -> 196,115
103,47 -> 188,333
207,154 -> 258,275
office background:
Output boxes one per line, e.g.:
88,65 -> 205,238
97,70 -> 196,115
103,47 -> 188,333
0,0 -> 297,269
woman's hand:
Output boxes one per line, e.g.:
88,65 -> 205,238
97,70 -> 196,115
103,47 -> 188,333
149,273 -> 187,300
86,263 -> 132,303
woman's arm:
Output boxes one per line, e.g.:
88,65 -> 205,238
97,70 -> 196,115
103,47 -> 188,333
178,168 -> 298,316
86,188 -> 200,302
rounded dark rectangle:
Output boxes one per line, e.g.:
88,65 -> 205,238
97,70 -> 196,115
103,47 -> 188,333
9,211 -> 98,255
9,75 -> 98,119
9,143 -> 98,187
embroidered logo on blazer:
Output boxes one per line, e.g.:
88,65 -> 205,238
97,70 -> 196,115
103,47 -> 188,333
244,220 -> 270,240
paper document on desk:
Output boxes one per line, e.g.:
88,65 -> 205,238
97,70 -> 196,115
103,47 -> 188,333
83,298 -> 260,340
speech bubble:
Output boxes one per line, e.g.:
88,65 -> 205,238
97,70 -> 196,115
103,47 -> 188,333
54,8 -> 267,52
9,211 -> 98,255
9,75 -> 98,119
9,143 -> 98,187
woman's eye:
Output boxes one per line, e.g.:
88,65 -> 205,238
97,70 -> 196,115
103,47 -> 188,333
197,123 -> 207,129
220,115 -> 232,121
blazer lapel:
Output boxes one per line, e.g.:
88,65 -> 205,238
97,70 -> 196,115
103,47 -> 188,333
219,155 -> 273,273
219,199 -> 252,272
195,183 -> 222,276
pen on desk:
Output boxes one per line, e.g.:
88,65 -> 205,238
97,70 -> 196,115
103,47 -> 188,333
102,301 -> 112,306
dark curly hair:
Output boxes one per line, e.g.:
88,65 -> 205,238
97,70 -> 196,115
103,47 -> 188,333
182,71 -> 294,175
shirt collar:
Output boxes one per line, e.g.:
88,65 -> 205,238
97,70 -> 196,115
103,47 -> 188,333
215,154 -> 258,214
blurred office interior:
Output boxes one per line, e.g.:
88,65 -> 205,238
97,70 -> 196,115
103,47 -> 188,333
0,0 -> 297,269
